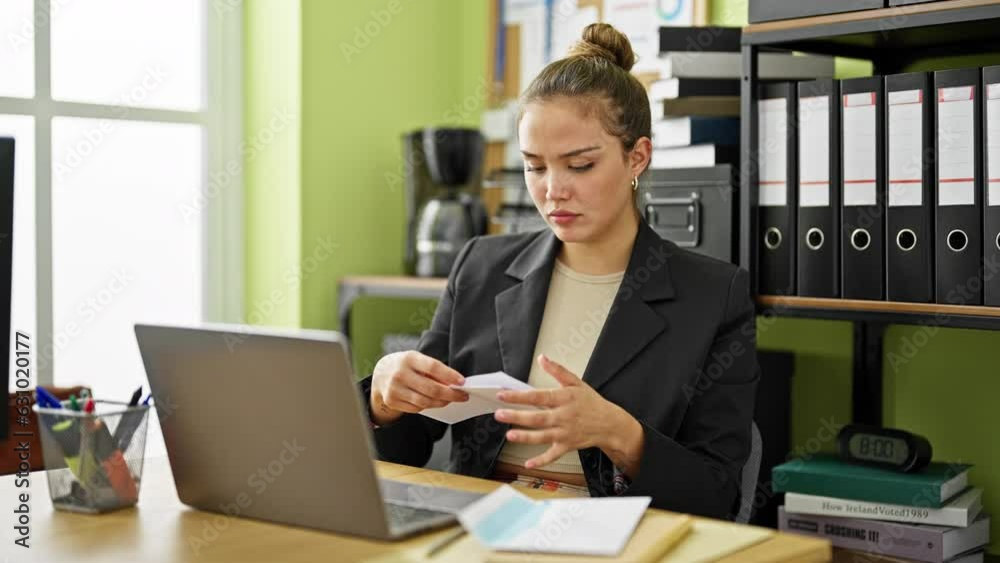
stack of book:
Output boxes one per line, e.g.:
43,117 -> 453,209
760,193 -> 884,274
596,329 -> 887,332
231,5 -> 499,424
773,455 -> 990,563
648,26 -> 834,169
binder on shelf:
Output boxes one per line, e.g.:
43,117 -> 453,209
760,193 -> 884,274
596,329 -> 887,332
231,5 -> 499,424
651,116 -> 740,148
649,78 -> 741,101
886,72 -> 935,304
650,144 -> 738,169
934,68 -> 983,305
658,26 -> 742,53
983,65 -> 1000,306
659,96 -> 739,119
797,79 -> 841,298
840,76 -> 885,300
757,82 -> 797,295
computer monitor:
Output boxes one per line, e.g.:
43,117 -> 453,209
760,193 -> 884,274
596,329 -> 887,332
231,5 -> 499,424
0,137 -> 14,440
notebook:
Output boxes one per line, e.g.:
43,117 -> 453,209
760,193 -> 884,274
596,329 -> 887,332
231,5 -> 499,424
483,510 -> 693,562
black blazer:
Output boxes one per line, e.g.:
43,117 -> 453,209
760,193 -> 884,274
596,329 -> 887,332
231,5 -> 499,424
359,220 -> 759,519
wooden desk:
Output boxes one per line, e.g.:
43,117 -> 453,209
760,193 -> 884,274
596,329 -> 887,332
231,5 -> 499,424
0,457 -> 830,562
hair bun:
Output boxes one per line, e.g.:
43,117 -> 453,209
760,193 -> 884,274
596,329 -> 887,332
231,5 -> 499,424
567,23 -> 637,72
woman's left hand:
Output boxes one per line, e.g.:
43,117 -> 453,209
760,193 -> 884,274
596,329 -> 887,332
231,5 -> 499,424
495,354 -> 643,472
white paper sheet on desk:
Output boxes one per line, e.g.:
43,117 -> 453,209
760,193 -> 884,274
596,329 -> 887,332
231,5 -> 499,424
457,484 -> 651,556
419,372 -> 539,424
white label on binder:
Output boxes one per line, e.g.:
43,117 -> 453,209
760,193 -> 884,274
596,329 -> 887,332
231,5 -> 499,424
798,95 -> 830,207
758,98 -> 787,207
842,92 -> 877,206
888,90 -> 921,105
888,89 -> 924,207
937,86 -> 976,206
988,84 -> 1000,206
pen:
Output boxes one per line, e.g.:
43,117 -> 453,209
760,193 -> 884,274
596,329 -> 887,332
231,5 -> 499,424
114,392 -> 150,451
127,386 -> 142,407
424,527 -> 466,558
141,394 -> 152,406
35,386 -> 61,409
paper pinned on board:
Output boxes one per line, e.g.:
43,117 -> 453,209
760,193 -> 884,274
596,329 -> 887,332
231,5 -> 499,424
419,371 -> 539,425
458,484 -> 651,556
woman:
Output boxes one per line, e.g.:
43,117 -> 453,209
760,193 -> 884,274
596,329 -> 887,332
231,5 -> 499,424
359,23 -> 758,519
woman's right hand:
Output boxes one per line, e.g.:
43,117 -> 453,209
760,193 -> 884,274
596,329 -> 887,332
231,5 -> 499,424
369,350 -> 469,426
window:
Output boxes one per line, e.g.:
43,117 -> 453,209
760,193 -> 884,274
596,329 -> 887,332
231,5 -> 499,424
1,2 -> 243,456
50,0 -> 204,110
0,1 -> 35,98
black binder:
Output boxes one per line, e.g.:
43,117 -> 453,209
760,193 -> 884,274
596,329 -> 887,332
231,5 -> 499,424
756,82 -> 797,295
934,68 -> 983,305
797,79 -> 841,298
885,72 -> 935,303
840,77 -> 885,300
983,66 -> 1000,306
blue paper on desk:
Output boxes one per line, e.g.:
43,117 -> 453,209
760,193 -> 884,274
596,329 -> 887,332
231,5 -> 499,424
457,484 -> 651,556
419,371 -> 540,424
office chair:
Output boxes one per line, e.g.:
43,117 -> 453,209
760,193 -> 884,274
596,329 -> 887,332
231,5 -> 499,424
425,426 -> 453,471
734,420 -> 763,524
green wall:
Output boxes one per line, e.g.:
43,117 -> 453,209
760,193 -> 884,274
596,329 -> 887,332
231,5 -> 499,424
299,0 -> 488,375
244,0 -> 302,328
244,0 -> 489,374
244,0 -> 999,551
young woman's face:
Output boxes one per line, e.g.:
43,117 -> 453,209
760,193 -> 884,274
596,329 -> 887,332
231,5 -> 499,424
518,98 -> 649,244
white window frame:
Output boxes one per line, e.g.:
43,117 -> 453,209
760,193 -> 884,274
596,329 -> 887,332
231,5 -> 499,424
0,0 -> 245,385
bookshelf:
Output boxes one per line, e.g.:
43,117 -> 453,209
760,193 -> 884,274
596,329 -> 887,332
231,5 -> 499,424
740,0 -> 1000,426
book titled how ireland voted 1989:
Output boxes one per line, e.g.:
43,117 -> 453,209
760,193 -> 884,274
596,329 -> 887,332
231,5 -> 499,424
783,488 -> 983,528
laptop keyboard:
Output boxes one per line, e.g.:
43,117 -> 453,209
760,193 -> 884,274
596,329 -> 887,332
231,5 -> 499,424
380,479 -> 486,513
385,502 -> 453,528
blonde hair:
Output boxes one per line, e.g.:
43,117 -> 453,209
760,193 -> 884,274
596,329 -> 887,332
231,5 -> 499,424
519,23 -> 652,156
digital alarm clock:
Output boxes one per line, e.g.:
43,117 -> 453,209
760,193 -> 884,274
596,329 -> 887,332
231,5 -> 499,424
837,424 -> 933,473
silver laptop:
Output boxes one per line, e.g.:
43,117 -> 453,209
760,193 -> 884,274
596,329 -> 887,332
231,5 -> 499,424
134,322 -> 484,540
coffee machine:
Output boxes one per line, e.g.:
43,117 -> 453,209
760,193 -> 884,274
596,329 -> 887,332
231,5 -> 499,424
402,128 -> 488,277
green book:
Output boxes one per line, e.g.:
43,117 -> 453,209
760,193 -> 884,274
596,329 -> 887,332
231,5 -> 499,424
772,454 -> 971,508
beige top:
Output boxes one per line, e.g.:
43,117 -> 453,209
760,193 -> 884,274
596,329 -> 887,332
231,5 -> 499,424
496,259 -> 625,474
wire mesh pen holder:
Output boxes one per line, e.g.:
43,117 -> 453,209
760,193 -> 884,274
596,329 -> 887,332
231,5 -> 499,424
33,401 -> 151,513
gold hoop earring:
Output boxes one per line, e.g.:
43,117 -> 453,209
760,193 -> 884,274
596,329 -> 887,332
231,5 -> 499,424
631,177 -> 639,191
